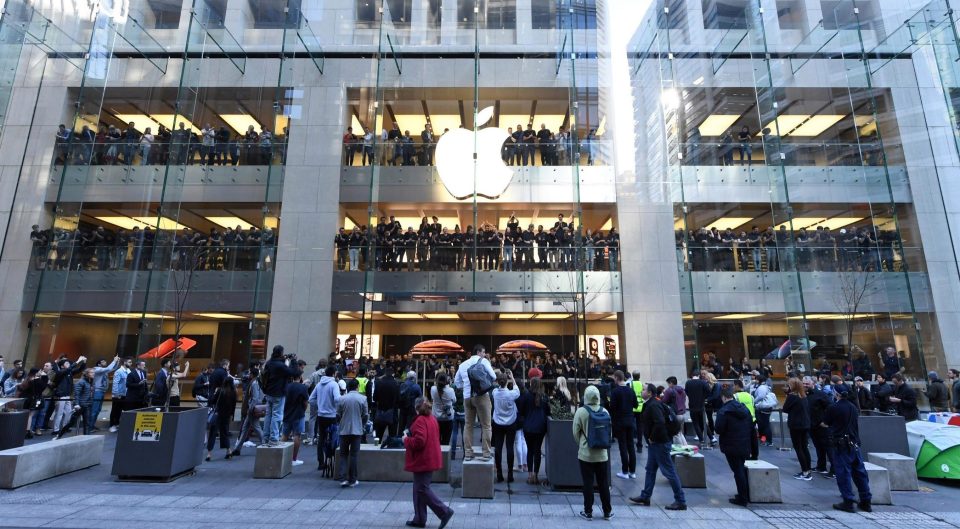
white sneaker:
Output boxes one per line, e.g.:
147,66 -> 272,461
629,473 -> 637,479
349,481 -> 359,487
243,441 -> 256,448
340,480 -> 350,487
292,460 -> 304,467
616,472 -> 630,480
108,426 -> 118,433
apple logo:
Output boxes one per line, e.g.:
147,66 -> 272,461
435,106 -> 514,200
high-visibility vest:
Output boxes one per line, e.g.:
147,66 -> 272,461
631,380 -> 644,412
357,377 -> 368,395
734,391 -> 756,422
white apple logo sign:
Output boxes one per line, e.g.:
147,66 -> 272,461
435,106 -> 514,200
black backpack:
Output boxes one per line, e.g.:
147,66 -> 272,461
467,361 -> 495,396
661,401 -> 682,437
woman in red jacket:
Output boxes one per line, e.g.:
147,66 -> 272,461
404,398 -> 455,529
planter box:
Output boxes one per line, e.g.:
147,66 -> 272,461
111,406 -> 206,481
546,418 -> 583,489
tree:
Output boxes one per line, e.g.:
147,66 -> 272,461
833,270 -> 881,359
160,245 -> 207,411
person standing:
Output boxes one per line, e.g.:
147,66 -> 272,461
125,360 -> 148,412
630,371 -> 645,454
404,398 -> 455,529
752,374 -> 777,446
310,365 -> 342,470
572,385 -> 613,520
661,376 -> 688,446
261,345 -> 302,446
50,356 -> 87,434
517,376 -> 550,484
889,373 -> 919,421
337,378 -> 368,487
373,367 -> 401,446
805,376 -> 834,477
430,372 -> 455,445
108,358 -> 132,432
149,359 -> 170,407
88,356 -> 119,431
949,369 -> 960,412
925,371 -> 949,412
715,387 -> 753,506
824,384 -> 872,513
732,379 -> 759,460
206,377 -> 237,461
283,375 -> 309,466
231,365 -> 265,456
629,383 -> 686,511
685,370 -> 709,449
454,345 -> 496,461
609,370 -> 638,479
56,368 -> 95,438
783,377 -> 813,481
491,371 -> 520,483
399,371 -> 423,434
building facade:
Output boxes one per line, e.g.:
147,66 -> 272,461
0,0 -> 956,383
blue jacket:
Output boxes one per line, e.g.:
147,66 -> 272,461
92,359 -> 119,392
715,399 -> 753,457
112,368 -> 129,397
309,376 -> 341,418
517,391 -> 551,435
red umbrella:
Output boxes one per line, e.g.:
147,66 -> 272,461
139,337 -> 197,359
409,339 -> 465,356
496,340 -> 550,353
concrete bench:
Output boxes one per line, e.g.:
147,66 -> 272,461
334,444 -> 450,482
745,460 -> 781,503
673,453 -> 706,488
868,452 -> 918,491
254,442 -> 293,479
864,462 -> 892,505
462,459 -> 495,499
0,435 -> 103,489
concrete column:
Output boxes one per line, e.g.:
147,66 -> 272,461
267,84 -> 343,367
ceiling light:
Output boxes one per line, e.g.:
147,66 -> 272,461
95,216 -> 153,230
600,217 -> 613,231
758,115 -> 810,137
150,114 -> 201,133
194,313 -> 246,319
704,217 -> 755,231
595,116 -> 606,136
337,313 -> 355,320
343,217 -> 357,230
693,76 -> 704,85
499,114 -> 535,130
712,313 -> 764,319
131,216 -> 187,231
775,217 -> 864,231
696,114 -> 741,137
603,314 -> 618,320
220,114 -> 262,136
532,114 -> 568,133
499,314 -> 535,320
206,216 -> 256,230
76,312 -> 172,319
384,314 -> 424,320
112,114 -> 164,134
423,314 -> 460,320
535,314 -> 571,320
788,115 -> 845,137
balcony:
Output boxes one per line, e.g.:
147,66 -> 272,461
22,270 -> 274,312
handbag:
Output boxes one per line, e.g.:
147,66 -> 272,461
252,404 -> 267,418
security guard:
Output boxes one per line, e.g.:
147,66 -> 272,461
630,371 -> 644,453
822,384 -> 872,513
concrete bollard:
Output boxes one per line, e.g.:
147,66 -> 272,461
672,453 -> 706,488
867,452 -> 918,491
745,460 -> 781,503
863,462 -> 892,505
254,442 -> 293,479
461,459 -> 495,499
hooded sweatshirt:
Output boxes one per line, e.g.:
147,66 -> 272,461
572,385 -> 609,463
309,376 -> 341,418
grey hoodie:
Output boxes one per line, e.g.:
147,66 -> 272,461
309,375 -> 341,418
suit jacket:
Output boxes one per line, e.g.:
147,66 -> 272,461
150,369 -> 169,406
126,368 -> 149,405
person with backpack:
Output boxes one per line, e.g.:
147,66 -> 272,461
572,385 -> 613,520
715,386 -> 753,506
629,383 -> 686,511
661,376 -> 688,446
609,370 -> 638,479
309,365 -> 342,471
517,376 -> 550,484
453,345 -> 496,461
399,371 -> 422,434
430,372 -> 455,445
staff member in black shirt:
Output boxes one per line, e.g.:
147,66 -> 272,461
403,227 -> 417,271
535,225 -> 549,270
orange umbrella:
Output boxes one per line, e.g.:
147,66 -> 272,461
496,340 -> 550,353
409,339 -> 465,356
139,337 -> 197,359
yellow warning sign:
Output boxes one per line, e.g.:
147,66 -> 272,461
132,411 -> 162,442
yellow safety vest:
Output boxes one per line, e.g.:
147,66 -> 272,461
631,380 -> 644,412
357,377 -> 368,395
734,391 -> 756,422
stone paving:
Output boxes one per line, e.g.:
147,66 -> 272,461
1,431 -> 960,528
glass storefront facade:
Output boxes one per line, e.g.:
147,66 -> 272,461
0,0 -> 957,386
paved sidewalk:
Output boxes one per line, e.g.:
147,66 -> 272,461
1,432 -> 959,528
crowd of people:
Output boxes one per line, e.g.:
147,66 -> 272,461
341,123 -> 601,167
677,224 -> 900,273
5,340 -> 950,520
54,122 -> 288,167
334,214 -> 620,272
28,224 -> 278,272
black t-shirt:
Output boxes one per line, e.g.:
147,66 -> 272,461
283,382 -> 309,423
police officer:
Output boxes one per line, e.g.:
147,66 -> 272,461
822,384 -> 872,513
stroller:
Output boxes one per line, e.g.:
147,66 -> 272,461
321,422 -> 339,479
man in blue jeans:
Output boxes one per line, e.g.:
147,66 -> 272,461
629,383 -> 686,510
260,345 -> 302,446
90,356 -> 119,431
